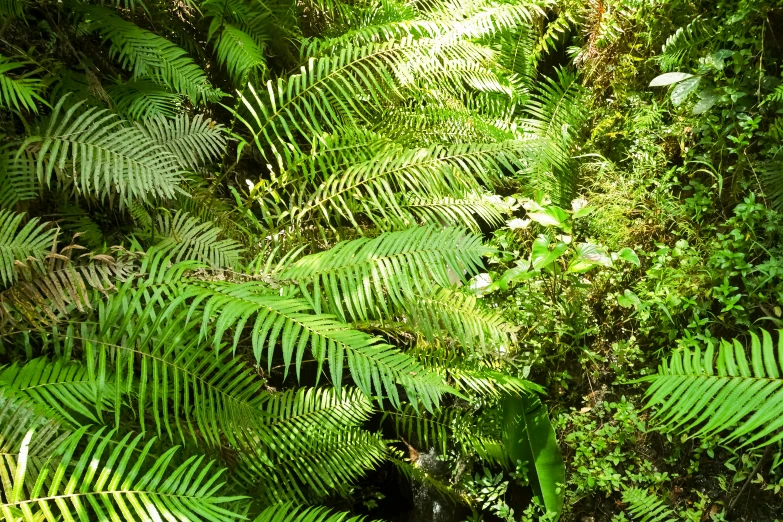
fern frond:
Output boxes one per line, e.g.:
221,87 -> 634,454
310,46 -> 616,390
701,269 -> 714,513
521,67 -> 587,200
0,357 -> 107,425
280,226 -> 490,322
642,329 -> 783,449
0,55 -> 45,113
0,210 -> 56,287
185,283 -> 451,410
239,37 -> 496,167
659,17 -> 716,72
621,487 -> 676,522
295,140 -> 529,228
254,502 -> 363,521
83,6 -> 222,103
0,427 -> 244,521
23,96 -> 183,206
0,248 -> 126,325
264,387 -> 374,433
448,367 -> 544,398
401,288 -> 517,351
152,211 -> 243,268
243,426 -> 388,502
108,78 -> 183,120
137,114 -> 226,171
401,193 -> 506,232
385,403 -> 509,465
212,23 -> 267,83
0,150 -> 37,209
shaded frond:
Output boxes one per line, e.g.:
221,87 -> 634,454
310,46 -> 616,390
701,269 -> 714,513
137,114 -> 226,170
281,226 -> 490,322
642,329 -> 783,449
23,96 -> 183,206
0,210 -> 56,287
243,426 -> 387,502
254,503 -> 364,522
108,78 -> 183,120
0,247 -> 127,326
83,5 -> 222,103
152,211 -> 243,268
0,150 -> 37,209
0,55 -> 45,113
401,288 -> 516,351
0,427 -> 244,521
212,23 -> 267,83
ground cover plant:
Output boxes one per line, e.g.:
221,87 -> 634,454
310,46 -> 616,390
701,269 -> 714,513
1,0 -> 783,520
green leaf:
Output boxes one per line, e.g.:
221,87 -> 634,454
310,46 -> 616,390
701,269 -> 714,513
503,394 -> 564,519
693,88 -> 719,115
531,236 -> 568,271
567,242 -> 612,273
671,76 -> 700,106
571,206 -> 596,219
649,72 -> 695,87
616,247 -> 640,267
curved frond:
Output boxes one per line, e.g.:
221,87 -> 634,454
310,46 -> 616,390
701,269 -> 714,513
0,427 -> 244,521
0,55 -> 45,113
137,114 -> 226,171
281,226 -> 490,322
642,329 -> 783,449
187,283 -> 451,409
108,78 -> 183,120
253,503 -> 364,522
83,5 -> 222,103
212,23 -> 267,83
152,211 -> 243,268
0,210 -> 56,287
23,96 -> 183,206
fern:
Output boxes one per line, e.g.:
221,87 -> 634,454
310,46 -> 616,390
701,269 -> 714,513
212,23 -> 267,83
641,329 -> 783,449
0,210 -> 56,287
108,78 -> 183,120
0,427 -> 244,521
137,114 -> 227,170
0,247 -> 126,325
0,150 -> 37,209
0,55 -> 45,113
401,288 -> 517,351
621,487 -> 677,522
280,226 -> 490,322
188,283 -> 451,409
23,96 -> 183,206
253,502 -> 364,521
151,211 -> 243,268
659,17 -> 716,72
83,6 -> 223,103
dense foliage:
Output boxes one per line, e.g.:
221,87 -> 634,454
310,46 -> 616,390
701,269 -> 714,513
2,0 -> 783,519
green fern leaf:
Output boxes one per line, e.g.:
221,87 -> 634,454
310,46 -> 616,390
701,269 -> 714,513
280,226 -> 490,322
253,501 -> 364,521
152,211 -> 243,268
83,6 -> 223,103
0,150 -> 37,209
0,210 -> 56,287
137,114 -> 227,170
621,487 -> 677,522
0,55 -> 45,113
0,427 -> 245,521
641,329 -> 783,449
108,78 -> 183,120
22,96 -> 183,206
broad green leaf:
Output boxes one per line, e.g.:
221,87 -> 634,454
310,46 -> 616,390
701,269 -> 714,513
503,394 -> 565,519
616,247 -> 640,267
572,206 -> 596,219
693,89 -> 719,115
649,72 -> 695,87
671,77 -> 701,107
531,236 -> 568,270
567,243 -> 612,273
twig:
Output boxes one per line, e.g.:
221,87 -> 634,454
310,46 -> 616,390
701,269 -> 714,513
726,445 -> 773,517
